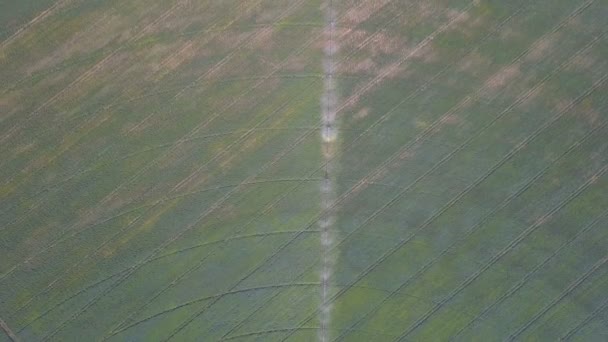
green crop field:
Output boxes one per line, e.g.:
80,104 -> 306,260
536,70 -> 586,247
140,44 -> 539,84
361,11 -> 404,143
0,0 -> 607,341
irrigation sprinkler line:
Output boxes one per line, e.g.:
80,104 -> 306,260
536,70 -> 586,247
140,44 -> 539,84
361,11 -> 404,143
319,1 -> 337,341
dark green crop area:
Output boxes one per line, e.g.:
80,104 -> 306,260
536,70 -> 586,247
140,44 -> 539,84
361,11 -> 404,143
1,0 -> 607,341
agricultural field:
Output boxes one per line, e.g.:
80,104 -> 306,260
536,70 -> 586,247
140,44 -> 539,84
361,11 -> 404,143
0,0 -> 607,341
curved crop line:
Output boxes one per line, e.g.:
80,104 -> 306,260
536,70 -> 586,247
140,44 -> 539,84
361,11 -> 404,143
163,0 -> 411,197
16,269 -> 130,332
219,240 -> 482,342
5,70 -> 363,176
560,296 -> 608,341
223,327 -> 319,341
4,64 -> 322,290
171,96 -> 317,195
112,282 -> 433,339
221,326 -> 399,341
110,283 -> 320,336
9,78 -> 321,319
334,72 -> 608,341
449,127 -> 608,340
149,229 -> 322,264
96,128 -> 324,334
105,172 -> 331,336
104,166 -> 334,337
168,178 -> 324,202
4,71 -> 321,115
38,118 -> 323,342
21,230 -> 324,334
160,4 -> 482,341
395,162 -> 608,341
104,229 -> 322,336
2,178 -> 321,285
508,253 -> 608,340
0,127 -> 327,222
114,0 -> 406,217
281,6 -> 606,338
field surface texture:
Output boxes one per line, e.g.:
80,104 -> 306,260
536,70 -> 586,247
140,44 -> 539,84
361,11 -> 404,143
1,0 -> 608,341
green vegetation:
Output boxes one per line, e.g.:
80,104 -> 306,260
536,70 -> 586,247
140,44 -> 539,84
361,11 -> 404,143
0,0 -> 607,341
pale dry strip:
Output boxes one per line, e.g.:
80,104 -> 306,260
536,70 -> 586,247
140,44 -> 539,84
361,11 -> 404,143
319,1 -> 338,341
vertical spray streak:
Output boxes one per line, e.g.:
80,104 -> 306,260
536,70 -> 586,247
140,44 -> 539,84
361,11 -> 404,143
319,1 -> 338,341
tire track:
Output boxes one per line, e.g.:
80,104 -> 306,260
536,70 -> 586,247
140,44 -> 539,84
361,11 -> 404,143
560,295 -> 608,340
508,253 -> 608,340
453,206 -> 608,340
0,317 -> 20,342
395,163 -> 608,340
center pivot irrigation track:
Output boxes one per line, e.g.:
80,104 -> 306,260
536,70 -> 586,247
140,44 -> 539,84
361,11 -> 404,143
319,1 -> 338,341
